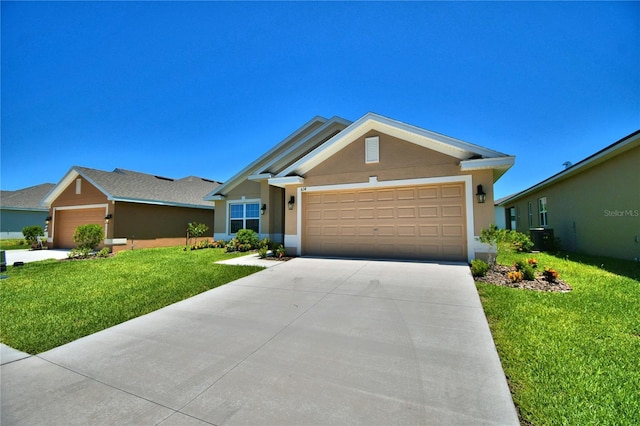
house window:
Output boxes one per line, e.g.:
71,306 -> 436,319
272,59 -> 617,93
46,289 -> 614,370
528,202 -> 533,228
509,207 -> 517,230
229,202 -> 260,234
365,136 -> 379,163
538,197 -> 548,226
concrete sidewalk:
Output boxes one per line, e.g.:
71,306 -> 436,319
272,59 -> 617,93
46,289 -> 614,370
1,258 -> 519,425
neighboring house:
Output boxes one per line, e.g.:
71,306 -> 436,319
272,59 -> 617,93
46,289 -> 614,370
204,113 -> 515,262
493,194 -> 517,230
0,183 -> 55,239
498,129 -> 640,260
41,167 -> 221,252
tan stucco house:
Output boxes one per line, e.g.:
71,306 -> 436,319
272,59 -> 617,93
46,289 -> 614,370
42,167 -> 221,252
498,129 -> 640,261
204,113 -> 515,262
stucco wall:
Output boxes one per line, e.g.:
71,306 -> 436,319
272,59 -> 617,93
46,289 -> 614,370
113,202 -> 214,243
0,209 -> 49,238
51,177 -> 108,207
504,145 -> 640,260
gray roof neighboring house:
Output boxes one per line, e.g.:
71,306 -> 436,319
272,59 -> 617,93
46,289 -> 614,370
0,183 -> 55,211
42,167 -> 222,209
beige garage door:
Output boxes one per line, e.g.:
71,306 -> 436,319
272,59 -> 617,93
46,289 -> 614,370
303,183 -> 467,261
54,208 -> 105,248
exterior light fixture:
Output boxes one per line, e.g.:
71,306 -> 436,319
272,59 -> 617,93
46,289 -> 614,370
476,185 -> 487,204
105,214 -> 113,223
45,216 -> 52,224
288,196 -> 295,210
260,204 -> 267,215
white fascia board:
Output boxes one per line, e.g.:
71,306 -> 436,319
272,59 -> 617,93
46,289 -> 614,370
278,112 -> 510,177
112,197 -> 215,210
499,132 -> 640,206
268,176 -> 305,188
460,156 -> 515,171
41,166 -> 113,207
208,116 -> 329,196
264,116 -> 352,173
248,173 -> 273,181
204,194 -> 225,201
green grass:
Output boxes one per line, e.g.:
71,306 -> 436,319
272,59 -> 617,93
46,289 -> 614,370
0,247 -> 263,354
477,251 -> 640,425
0,239 -> 30,250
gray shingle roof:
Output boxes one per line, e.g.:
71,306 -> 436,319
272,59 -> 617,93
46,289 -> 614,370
74,167 -> 221,208
0,183 -> 55,210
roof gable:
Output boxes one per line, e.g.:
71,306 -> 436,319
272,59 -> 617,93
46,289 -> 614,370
278,113 -> 514,180
0,183 -> 55,210
205,116 -> 351,199
42,166 -> 221,209
498,129 -> 640,206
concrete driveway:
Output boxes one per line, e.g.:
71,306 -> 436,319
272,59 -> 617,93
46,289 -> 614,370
3,249 -> 70,264
1,258 -> 518,425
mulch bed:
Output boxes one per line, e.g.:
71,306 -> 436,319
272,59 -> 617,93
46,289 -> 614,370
475,264 -> 572,292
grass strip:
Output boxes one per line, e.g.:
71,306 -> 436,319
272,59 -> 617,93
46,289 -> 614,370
477,252 -> 640,425
0,247 -> 263,354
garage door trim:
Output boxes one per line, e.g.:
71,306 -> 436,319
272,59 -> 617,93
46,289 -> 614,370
50,204 -> 109,243
294,175 -> 475,262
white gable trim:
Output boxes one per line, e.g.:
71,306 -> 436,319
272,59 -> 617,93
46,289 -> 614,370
268,176 -> 305,188
41,167 -> 112,207
279,113 -> 510,177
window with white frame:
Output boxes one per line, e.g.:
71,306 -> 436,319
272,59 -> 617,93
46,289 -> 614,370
229,202 -> 260,234
538,197 -> 548,226
528,202 -> 533,228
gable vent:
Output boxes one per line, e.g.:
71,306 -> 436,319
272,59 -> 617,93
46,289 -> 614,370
365,136 -> 380,164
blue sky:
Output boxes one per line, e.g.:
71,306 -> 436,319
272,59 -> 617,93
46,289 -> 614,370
2,1 -> 638,199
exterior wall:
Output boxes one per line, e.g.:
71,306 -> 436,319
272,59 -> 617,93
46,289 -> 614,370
51,176 -> 108,208
288,131 -> 497,260
503,145 -> 640,260
111,202 -> 214,251
0,209 -> 49,239
212,179 -> 283,243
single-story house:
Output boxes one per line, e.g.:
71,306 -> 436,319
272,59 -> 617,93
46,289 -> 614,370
0,183 -> 55,239
41,167 -> 221,252
204,113 -> 515,262
498,129 -> 640,260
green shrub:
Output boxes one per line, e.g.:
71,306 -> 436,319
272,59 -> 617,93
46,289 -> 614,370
22,225 -> 44,245
274,245 -> 286,258
187,222 -> 209,245
235,229 -> 259,248
479,225 -> 534,262
258,246 -> 269,259
471,259 -> 489,277
514,260 -> 536,281
73,224 -> 104,250
68,247 -> 91,259
97,247 -> 111,258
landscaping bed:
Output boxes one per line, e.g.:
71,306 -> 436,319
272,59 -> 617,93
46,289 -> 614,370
475,262 -> 572,292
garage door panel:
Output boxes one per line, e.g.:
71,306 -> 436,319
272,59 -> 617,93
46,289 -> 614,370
376,207 -> 394,219
442,205 -> 464,217
441,185 -> 463,198
303,182 -> 467,261
397,207 -> 416,218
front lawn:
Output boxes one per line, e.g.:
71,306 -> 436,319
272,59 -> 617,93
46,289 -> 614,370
0,247 -> 263,354
0,239 -> 30,250
477,252 -> 640,425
